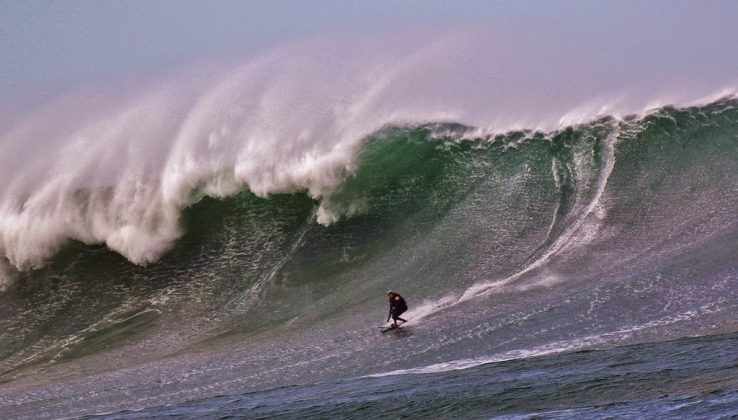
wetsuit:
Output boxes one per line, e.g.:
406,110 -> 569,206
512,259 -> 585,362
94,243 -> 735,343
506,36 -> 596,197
387,293 -> 408,326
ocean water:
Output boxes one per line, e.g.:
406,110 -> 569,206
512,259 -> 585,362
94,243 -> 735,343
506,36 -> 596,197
1,10 -> 738,413
94,332 -> 738,419
1,96 -> 737,418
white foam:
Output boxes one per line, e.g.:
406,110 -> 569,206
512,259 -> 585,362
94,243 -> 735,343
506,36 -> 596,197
401,294 -> 460,325
364,337 -> 599,378
1,27 -> 736,282
367,305 -> 715,379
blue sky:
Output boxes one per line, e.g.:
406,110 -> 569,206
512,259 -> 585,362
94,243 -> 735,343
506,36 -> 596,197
2,1 -> 478,101
2,1 -> 737,109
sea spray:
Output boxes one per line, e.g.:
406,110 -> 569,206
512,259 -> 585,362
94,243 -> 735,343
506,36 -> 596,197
3,29 -> 736,280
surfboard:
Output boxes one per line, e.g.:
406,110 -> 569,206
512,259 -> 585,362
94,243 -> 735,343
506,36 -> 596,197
379,325 -> 401,333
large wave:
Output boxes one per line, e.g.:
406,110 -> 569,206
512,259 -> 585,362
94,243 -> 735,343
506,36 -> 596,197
1,29 -> 735,286
2,97 -> 738,390
2,29 -> 738,416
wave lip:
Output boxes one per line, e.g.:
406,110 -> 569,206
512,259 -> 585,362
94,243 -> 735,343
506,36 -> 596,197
0,96 -> 736,285
2,26 -> 737,284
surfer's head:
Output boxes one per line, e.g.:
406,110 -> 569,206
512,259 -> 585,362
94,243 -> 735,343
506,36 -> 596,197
387,290 -> 394,296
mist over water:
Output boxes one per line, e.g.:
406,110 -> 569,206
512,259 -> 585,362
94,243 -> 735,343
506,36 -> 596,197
1,24 -> 736,282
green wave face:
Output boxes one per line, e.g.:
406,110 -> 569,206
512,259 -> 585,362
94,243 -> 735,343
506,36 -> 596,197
2,99 -> 738,394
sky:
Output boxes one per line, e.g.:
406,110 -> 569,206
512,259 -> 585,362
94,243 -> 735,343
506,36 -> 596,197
2,1 -> 737,107
0,0 -> 738,132
1,1 -> 478,102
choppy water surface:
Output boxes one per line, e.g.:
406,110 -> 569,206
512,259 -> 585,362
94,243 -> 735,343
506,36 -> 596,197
95,332 -> 738,419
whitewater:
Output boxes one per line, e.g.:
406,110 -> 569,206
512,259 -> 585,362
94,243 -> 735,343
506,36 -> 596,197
1,18 -> 738,418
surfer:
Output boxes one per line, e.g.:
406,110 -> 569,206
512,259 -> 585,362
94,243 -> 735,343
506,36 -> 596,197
386,291 -> 408,327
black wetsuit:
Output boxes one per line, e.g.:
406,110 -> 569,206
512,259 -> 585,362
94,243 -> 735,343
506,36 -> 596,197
387,293 -> 408,325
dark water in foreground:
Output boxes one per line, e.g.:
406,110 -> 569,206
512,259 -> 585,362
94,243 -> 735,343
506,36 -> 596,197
94,332 -> 738,419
